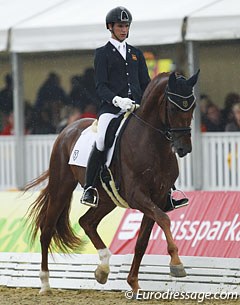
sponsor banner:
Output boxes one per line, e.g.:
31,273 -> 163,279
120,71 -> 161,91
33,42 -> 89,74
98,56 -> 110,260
0,191 -> 124,253
110,191 -> 240,258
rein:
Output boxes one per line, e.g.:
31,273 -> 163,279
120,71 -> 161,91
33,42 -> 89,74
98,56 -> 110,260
131,112 -> 173,141
131,88 -> 192,141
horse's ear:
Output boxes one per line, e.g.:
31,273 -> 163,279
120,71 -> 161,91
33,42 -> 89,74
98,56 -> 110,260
187,69 -> 200,87
168,72 -> 177,90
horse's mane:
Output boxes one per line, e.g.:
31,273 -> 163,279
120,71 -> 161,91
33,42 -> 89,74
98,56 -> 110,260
141,72 -> 170,109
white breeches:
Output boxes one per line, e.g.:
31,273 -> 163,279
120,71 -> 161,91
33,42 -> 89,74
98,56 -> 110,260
95,110 -> 125,151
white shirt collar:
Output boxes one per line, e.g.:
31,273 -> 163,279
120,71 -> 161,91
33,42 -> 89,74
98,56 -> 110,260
109,38 -> 126,50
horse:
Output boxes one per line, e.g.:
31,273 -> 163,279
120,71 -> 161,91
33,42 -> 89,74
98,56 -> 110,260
25,70 -> 200,295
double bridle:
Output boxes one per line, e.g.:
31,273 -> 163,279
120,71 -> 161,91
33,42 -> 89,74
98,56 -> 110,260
132,86 -> 196,141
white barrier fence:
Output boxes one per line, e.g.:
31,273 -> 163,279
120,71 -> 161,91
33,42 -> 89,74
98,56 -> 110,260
0,132 -> 240,191
202,132 -> 240,190
0,253 -> 239,295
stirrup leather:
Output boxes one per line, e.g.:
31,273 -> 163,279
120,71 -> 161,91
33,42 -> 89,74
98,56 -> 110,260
81,186 -> 99,208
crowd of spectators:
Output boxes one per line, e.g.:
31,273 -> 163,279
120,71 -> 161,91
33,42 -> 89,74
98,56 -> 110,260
200,92 -> 240,132
0,71 -> 240,135
0,69 -> 98,135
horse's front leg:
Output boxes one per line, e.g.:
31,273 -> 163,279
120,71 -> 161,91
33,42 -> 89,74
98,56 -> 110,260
127,215 -> 154,294
131,192 -> 186,278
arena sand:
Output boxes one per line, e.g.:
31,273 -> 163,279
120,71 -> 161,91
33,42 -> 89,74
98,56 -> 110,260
0,287 -> 239,305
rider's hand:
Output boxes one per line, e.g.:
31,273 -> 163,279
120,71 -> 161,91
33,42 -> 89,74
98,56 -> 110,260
112,96 -> 135,111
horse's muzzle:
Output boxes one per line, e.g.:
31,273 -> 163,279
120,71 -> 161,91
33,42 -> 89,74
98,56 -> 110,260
172,134 -> 192,157
176,146 -> 192,158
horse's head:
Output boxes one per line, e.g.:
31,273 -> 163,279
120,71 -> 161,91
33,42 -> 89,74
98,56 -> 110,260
164,70 -> 200,157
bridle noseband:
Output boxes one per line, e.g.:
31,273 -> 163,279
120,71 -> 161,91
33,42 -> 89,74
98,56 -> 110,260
132,86 -> 196,142
164,86 -> 195,140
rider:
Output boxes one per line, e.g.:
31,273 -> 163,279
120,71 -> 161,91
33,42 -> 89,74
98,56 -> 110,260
80,6 -> 188,211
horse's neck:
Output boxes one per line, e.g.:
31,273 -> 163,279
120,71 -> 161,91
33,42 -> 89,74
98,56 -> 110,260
137,95 -> 166,133
129,107 -> 170,155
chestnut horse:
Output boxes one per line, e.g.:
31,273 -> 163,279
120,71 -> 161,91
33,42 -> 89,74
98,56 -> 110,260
26,70 -> 199,295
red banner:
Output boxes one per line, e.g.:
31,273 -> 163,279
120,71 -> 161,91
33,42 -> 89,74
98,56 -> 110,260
110,191 -> 240,258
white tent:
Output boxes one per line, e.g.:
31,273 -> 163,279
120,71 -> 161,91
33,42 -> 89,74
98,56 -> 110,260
186,0 -> 240,41
1,0 -> 239,52
10,0 -> 216,52
0,0 -> 66,51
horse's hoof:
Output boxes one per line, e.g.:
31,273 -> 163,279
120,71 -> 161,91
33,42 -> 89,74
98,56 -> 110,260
39,288 -> 52,295
170,263 -> 187,277
132,293 -> 137,300
132,293 -> 142,300
128,290 -> 143,300
94,264 -> 110,284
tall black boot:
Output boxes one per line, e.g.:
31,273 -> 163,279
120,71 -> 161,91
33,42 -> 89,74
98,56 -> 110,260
80,144 -> 104,207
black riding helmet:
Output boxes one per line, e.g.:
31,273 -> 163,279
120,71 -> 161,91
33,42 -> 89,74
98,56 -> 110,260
106,6 -> 132,29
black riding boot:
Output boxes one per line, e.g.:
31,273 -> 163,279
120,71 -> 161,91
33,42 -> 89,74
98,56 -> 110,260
80,144 -> 104,207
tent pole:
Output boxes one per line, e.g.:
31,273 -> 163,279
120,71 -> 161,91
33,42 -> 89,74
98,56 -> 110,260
11,52 -> 26,189
187,41 -> 202,190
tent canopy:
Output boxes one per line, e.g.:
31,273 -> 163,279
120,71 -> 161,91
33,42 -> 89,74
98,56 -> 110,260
0,0 -> 65,51
186,0 -> 240,41
1,0 -> 239,53
7,0 -> 215,53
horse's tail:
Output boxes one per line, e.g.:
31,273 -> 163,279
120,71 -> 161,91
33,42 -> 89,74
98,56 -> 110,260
25,170 -> 82,253
24,170 -> 49,192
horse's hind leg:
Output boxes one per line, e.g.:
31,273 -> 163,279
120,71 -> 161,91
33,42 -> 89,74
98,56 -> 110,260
79,196 -> 116,284
127,215 -> 154,295
39,170 -> 77,294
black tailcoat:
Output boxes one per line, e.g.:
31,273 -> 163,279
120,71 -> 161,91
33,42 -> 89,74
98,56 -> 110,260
94,42 -> 150,115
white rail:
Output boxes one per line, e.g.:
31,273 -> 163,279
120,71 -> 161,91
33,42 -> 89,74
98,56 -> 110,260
0,133 -> 240,191
202,132 -> 240,190
0,136 -> 17,189
0,253 -> 239,294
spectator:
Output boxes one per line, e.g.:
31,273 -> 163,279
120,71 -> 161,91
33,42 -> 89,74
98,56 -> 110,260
68,75 -> 88,110
57,106 -> 82,133
0,74 -> 13,114
200,94 -> 212,121
225,102 -> 240,131
24,101 -> 35,134
80,103 -> 97,119
35,72 -> 68,129
202,103 -> 225,132
69,70 -> 99,113
0,101 -> 35,135
31,107 -> 56,134
82,68 -> 99,110
221,92 -> 240,128
0,111 -> 14,135
0,74 -> 13,131
199,94 -> 213,132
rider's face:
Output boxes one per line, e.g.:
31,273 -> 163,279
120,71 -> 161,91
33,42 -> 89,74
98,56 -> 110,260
109,22 -> 130,41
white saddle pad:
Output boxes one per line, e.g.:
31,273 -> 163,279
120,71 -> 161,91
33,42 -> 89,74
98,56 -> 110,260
68,118 -> 127,168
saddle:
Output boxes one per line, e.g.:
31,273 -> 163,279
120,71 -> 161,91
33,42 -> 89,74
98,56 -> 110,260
100,112 -> 133,208
104,114 -> 124,150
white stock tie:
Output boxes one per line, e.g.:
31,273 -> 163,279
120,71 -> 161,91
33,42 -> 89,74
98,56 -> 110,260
118,44 -> 126,60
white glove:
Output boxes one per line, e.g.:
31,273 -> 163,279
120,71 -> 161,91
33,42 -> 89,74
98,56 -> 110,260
112,96 -> 135,111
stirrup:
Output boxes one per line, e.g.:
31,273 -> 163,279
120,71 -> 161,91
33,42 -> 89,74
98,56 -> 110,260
170,188 -> 189,209
80,186 -> 99,208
